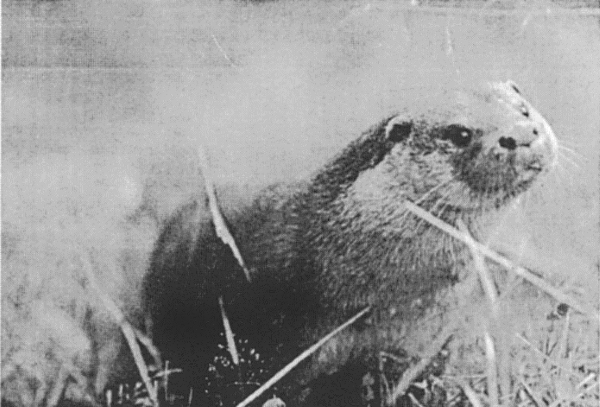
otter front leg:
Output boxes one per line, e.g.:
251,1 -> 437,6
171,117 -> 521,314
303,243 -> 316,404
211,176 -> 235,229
274,326 -> 378,407
285,318 -> 442,407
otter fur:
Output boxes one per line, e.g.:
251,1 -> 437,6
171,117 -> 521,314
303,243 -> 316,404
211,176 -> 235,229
143,81 -> 558,405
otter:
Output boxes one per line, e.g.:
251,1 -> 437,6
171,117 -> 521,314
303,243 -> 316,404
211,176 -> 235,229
143,81 -> 557,406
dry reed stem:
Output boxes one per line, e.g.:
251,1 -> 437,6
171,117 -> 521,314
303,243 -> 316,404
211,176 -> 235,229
46,367 -> 69,407
218,295 -> 240,366
456,219 -> 498,312
519,379 -> 544,407
82,255 -> 158,406
197,143 -> 244,367
515,334 -> 586,381
380,351 -> 409,365
408,392 -> 426,407
548,381 -> 599,407
578,374 -> 597,389
483,331 -> 500,407
498,334 -> 512,406
404,201 -> 598,321
197,144 -> 251,282
379,351 -> 409,403
133,326 -> 163,370
458,219 -> 512,405
152,360 -> 184,401
558,310 -> 571,359
106,389 -> 113,407
387,320 -> 457,405
457,380 -> 485,407
164,360 -> 170,398
236,306 -> 371,407
187,387 -> 194,407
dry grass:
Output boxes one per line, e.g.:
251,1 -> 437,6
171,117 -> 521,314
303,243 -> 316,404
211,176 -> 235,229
107,235 -> 597,407
3,0 -> 598,405
1,156 -> 160,407
112,185 -> 598,407
2,139 -> 597,407
2,159 -> 596,407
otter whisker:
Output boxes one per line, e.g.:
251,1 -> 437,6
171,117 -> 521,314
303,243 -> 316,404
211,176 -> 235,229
429,183 -> 461,216
557,137 -> 583,149
556,150 -> 583,172
557,143 -> 584,159
550,154 -> 579,191
394,180 -> 453,228
413,185 -> 460,233
434,202 -> 453,225
440,183 -> 475,219
548,161 -> 571,187
408,190 -> 451,233
415,179 -> 453,206
412,215 -> 429,235
557,164 -> 578,190
437,189 -> 463,218
429,194 -> 451,218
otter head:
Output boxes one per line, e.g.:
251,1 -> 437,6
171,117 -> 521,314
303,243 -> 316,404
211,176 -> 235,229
383,81 -> 557,210
447,80 -> 557,206
326,81 -> 558,232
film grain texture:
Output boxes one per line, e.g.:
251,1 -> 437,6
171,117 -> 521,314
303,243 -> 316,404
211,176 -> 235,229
2,1 -> 599,406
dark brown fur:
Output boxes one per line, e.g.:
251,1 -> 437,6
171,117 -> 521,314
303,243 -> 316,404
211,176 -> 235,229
144,81 -> 557,406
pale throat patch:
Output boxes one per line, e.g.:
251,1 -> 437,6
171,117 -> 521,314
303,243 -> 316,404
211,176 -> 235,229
337,143 -> 464,230
345,161 -> 397,204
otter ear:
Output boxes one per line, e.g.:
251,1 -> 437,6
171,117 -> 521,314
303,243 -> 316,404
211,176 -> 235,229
385,115 -> 413,143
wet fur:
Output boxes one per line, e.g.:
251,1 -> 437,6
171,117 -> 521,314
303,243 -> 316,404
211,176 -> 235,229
144,81 -> 557,405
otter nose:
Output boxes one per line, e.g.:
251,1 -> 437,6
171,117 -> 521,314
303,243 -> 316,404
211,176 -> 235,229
498,121 -> 541,150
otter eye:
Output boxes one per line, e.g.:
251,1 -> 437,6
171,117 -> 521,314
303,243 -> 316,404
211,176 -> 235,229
443,125 -> 473,147
520,104 -> 530,117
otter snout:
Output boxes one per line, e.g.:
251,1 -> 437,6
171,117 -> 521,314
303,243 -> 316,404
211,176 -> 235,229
528,111 -> 559,169
494,118 -> 558,177
512,109 -> 559,172
503,120 -> 541,149
489,81 -> 559,170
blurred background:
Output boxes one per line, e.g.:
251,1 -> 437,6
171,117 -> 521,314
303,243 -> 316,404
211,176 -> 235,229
1,0 -> 599,403
3,0 -> 598,280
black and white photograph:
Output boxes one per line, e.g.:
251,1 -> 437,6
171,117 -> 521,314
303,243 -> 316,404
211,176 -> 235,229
2,1 -> 599,407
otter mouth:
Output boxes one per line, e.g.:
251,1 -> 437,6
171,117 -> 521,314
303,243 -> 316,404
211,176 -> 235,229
524,162 -> 543,172
511,163 -> 543,192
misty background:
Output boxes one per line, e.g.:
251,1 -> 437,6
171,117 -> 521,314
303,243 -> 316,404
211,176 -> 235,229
3,0 -> 599,293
